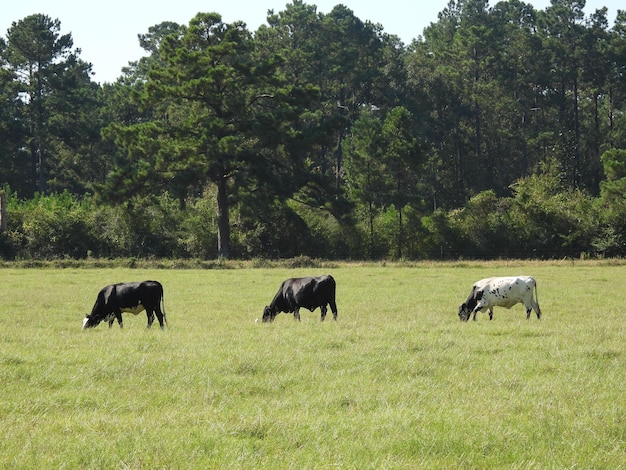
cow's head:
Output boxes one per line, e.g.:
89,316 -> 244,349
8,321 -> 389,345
262,306 -> 276,323
458,304 -> 472,322
82,314 -> 100,329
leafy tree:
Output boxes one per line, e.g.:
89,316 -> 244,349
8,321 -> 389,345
4,14 -> 96,195
343,108 -> 386,257
595,149 -> 626,255
537,0 -> 587,188
405,38 -> 466,209
506,167 -> 597,257
407,0 -> 497,207
605,10 -> 626,149
580,7 -> 611,189
257,2 -> 403,214
97,22 -> 185,203
45,57 -> 103,193
444,189 -> 512,258
380,106 -> 424,258
487,0 -> 544,184
105,13 -> 312,258
0,39 -> 27,194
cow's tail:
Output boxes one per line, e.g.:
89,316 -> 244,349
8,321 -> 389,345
161,291 -> 169,328
534,280 -> 542,317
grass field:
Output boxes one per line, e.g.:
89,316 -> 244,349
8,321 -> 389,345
1,261 -> 625,468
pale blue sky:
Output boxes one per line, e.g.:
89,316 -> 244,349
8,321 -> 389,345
1,0 -> 622,84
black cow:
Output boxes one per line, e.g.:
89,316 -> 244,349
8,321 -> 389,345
82,280 -> 167,329
263,275 -> 338,322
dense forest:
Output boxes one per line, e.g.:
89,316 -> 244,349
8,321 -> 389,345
1,0 -> 626,260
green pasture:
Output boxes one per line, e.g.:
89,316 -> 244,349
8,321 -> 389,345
1,262 -> 625,468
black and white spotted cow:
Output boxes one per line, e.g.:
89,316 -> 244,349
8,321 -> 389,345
82,280 -> 167,329
458,276 -> 541,321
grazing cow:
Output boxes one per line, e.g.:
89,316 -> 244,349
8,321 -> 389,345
82,280 -> 167,329
458,276 -> 541,321
263,275 -> 338,322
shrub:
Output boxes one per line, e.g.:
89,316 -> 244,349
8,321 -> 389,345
507,173 -> 598,258
5,191 -> 97,259
426,172 -> 598,260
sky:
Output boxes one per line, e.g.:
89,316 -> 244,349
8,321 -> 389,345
1,0 -> 622,84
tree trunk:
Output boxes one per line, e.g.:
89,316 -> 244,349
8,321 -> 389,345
335,130 -> 343,191
216,176 -> 230,259
368,200 -> 374,258
0,191 -> 6,232
38,148 -> 45,194
572,75 -> 581,187
397,204 -> 403,259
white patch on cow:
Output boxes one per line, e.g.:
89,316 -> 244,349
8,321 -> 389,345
82,317 -> 89,329
103,313 -> 116,323
121,304 -> 145,315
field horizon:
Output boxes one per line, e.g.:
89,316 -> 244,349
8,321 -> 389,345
1,261 -> 624,468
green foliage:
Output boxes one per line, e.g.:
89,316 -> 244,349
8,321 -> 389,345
287,200 -> 349,259
4,14 -> 101,196
1,190 -> 186,260
600,148 -> 626,189
179,190 -> 219,259
506,171 -> 598,257
0,177 -> 611,261
232,197 -> 312,259
429,172 -> 598,259
443,190 -> 512,258
594,149 -> 626,255
102,12 -> 318,258
2,3 -> 626,260
4,191 -> 96,259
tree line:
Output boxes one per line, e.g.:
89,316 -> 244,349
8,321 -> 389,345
1,0 -> 626,261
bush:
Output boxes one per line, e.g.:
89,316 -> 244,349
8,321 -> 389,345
506,172 -> 598,258
235,199 -> 311,259
0,171 -> 611,261
595,149 -> 626,257
4,191 -> 98,259
427,172 -> 599,260
1,191 -> 189,260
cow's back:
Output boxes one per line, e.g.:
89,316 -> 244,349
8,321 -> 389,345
99,281 -> 162,309
473,276 -> 535,308
294,275 -> 335,309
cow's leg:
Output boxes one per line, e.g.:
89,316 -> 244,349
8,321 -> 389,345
293,308 -> 301,321
146,309 -> 155,328
330,300 -> 338,320
472,308 -> 478,321
488,309 -> 493,320
115,310 -> 123,328
154,308 -> 165,329
533,301 -> 542,319
108,319 -> 114,328
320,305 -> 327,321
526,307 -> 532,320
